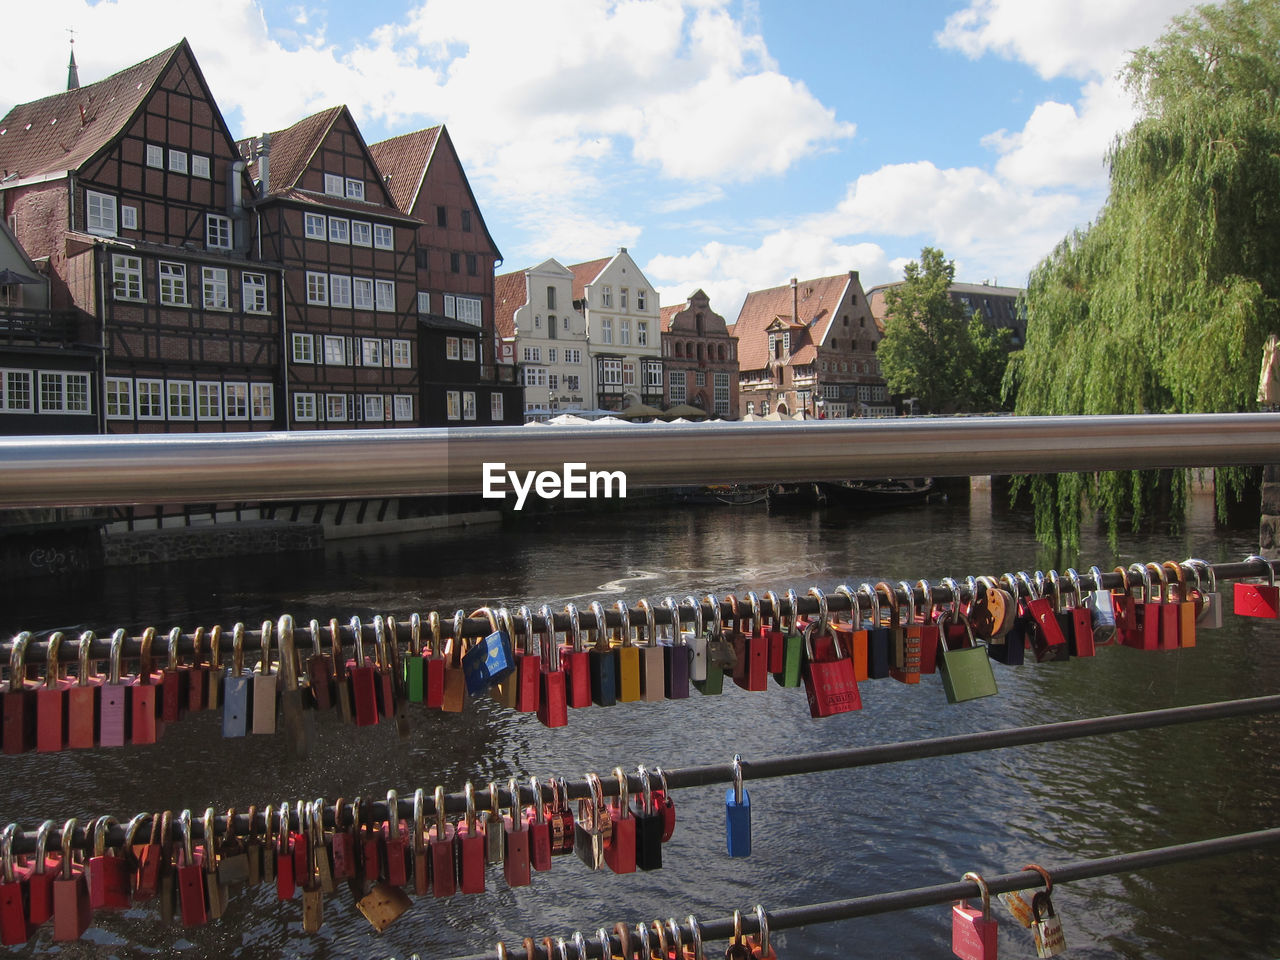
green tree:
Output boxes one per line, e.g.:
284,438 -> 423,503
1011,0 -> 1280,551
879,246 -> 1010,414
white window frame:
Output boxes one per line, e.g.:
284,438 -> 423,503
637,320 -> 648,346
462,339 -> 476,362
353,277 -> 373,311
565,375 -> 580,392
637,289 -> 647,311
202,267 -> 229,310
620,319 -> 631,345
490,392 -> 504,421
376,280 -> 396,312
393,395 -> 413,422
192,155 -> 210,179
120,205 -> 138,231
291,333 -> 314,364
243,272 -> 268,313
325,394 -> 348,421
251,383 -> 273,421
565,349 -> 581,364
63,372 -> 91,413
38,372 -> 64,413
196,381 -> 222,420
522,346 -> 541,363
112,254 -> 143,301
168,149 -> 187,174
668,369 -> 685,404
166,380 -> 194,421
86,191 -> 117,237
105,377 -> 133,419
417,291 -> 431,314
602,286 -> 612,307
695,371 -> 706,387
304,213 -> 326,239
446,390 -> 461,421
329,274 -> 352,308
601,358 -> 622,386
323,173 -> 344,197
146,144 -> 164,168
523,367 -> 547,388
328,217 -> 349,244
462,391 -> 476,421
360,338 -> 382,367
159,261 -> 187,306
1,369 -> 32,412
601,318 -> 613,344
446,337 -> 460,361
373,224 -> 393,250
294,392 -> 317,422
345,178 -> 365,201
443,294 -> 456,318
224,382 -> 249,421
306,271 -> 328,305
323,336 -> 346,365
351,221 -> 372,247
548,374 -> 559,392
391,340 -> 411,368
363,394 -> 384,422
136,379 -> 164,420
456,296 -> 481,326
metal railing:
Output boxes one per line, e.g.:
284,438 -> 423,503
2,412 -> 1278,509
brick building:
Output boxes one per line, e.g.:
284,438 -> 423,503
659,288 -> 738,417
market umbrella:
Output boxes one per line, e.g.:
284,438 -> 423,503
660,403 -> 709,420
616,402 -> 664,421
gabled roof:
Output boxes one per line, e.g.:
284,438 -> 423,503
493,269 -> 528,340
567,256 -> 612,301
0,42 -> 181,183
733,273 -> 853,370
367,126 -> 440,212
658,303 -> 683,332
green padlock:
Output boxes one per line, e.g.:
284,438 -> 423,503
938,610 -> 998,703
404,613 -> 425,702
771,587 -> 804,687
692,593 -> 724,695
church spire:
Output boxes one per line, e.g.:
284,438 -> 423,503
66,30 -> 79,90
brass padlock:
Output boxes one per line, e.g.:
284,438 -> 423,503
356,881 -> 411,932
573,773 -> 608,871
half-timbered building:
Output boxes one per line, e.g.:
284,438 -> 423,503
0,40 -> 282,434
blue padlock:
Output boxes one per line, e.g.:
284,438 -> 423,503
462,607 -> 516,696
221,622 -> 251,737
726,753 -> 751,857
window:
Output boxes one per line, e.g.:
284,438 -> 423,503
167,380 -> 193,420
490,393 -> 503,420
857,384 -> 872,402
448,338 -> 462,361
637,289 -> 647,311
206,214 -> 232,250
462,339 -> 476,361
466,253 -> 477,276
328,218 -> 349,244
463,391 -> 476,420
353,278 -> 373,310
361,338 -> 382,367
351,221 -> 371,246
294,393 -> 316,422
251,383 -> 273,420
323,336 -> 346,365
243,273 -> 268,313
197,382 -> 221,420
417,291 -> 431,314
376,280 -> 395,312
329,275 -> 352,308
146,144 -> 164,168
621,288 -> 629,310
345,178 -> 365,201
623,362 -> 635,387
620,320 -> 631,345
602,318 -> 613,344
391,340 -> 411,368
564,349 -> 581,364
565,375 -> 580,392
547,348 -> 557,363
461,210 -> 472,232
456,297 -> 481,326
305,213 -> 326,239
450,252 -> 460,273
192,155 -> 210,179
224,383 -> 249,420
86,191 -> 117,236
168,150 -> 187,174
669,369 -> 686,404
291,333 -> 314,364
374,224 -> 393,250
523,367 -> 547,388
306,272 -> 328,305
105,378 -> 132,419
644,362 -> 662,388
325,395 -> 348,421
443,294 -> 456,318
523,346 -> 541,363
394,395 -> 414,421
362,394 -> 385,422
121,205 -> 137,230
1,370 -> 31,411
38,373 -> 64,413
548,315 -> 557,340
714,372 -> 730,415
548,374 -> 559,392
112,255 -> 143,300
602,286 -> 613,307
601,359 -> 622,385
324,173 -> 344,196
136,379 -> 164,419
202,267 -> 229,309
159,262 -> 187,305
695,371 -> 706,387
436,206 -> 447,227
446,390 -> 460,420
637,321 -> 648,346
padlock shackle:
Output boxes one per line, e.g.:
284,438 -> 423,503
615,600 -> 633,647
435,786 -> 448,837
1022,861 -> 1053,894
372,615 -> 391,673
563,603 -> 583,654
231,622 -> 247,678
917,579 -> 936,622
703,593 -> 722,642
731,754 -> 745,805
518,605 -> 538,658
76,630 -> 96,686
413,789 -> 426,852
634,921 -> 651,960
662,597 -> 682,644
753,905 -> 770,954
1145,562 -> 1169,602
636,598 -> 657,649
1246,554 -> 1276,588
0,824 -> 15,883
682,596 -> 704,640
856,583 -> 879,627
463,782 -> 478,834
666,917 -> 683,956
962,871 -> 991,920
107,628 -> 124,685
588,601 -> 609,651
762,590 -> 781,631
687,915 -> 705,960
612,767 -> 631,818
873,581 -> 899,627
540,604 -> 560,670
807,586 -> 829,639
386,789 -> 400,836
785,588 -> 800,633
746,591 -> 762,634
508,778 -> 525,832
636,765 -> 653,813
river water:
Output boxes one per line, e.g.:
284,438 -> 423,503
2,489 -> 1277,959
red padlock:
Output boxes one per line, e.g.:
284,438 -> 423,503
455,782 -> 485,894
36,632 -> 71,753
1063,569 -> 1097,657
1021,572 -> 1069,661
1145,562 -> 1181,651
346,616 -> 380,727
1123,563 -> 1161,651
801,589 -> 862,718
327,799 -> 355,882
732,593 -> 770,692
372,615 -> 398,723
411,790 -> 430,896
429,785 -> 456,898
382,789 -> 408,887
0,824 -> 33,945
952,871 -> 998,960
421,612 -> 446,709
503,777 -> 532,888
175,811 -> 207,928
304,617 -> 335,711
51,818 -> 91,942
652,767 -> 677,843
890,580 -> 923,684
159,627 -> 187,725
128,628 -> 162,745
525,776 -> 552,873
67,631 -> 102,749
2,632 -> 36,755
546,777 -> 576,855
87,815 -> 131,911
1166,561 -> 1197,648
26,820 -> 58,927
537,605 -> 569,728
560,603 -> 592,709
760,590 -> 787,677
1234,555 -> 1280,618
440,613 -> 467,714
604,767 -> 636,874
513,605 -> 541,713
275,804 -> 296,901
186,626 -> 208,713
913,579 -> 942,675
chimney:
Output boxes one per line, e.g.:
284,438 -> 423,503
618,246 -> 627,254
257,132 -> 271,198
791,277 -> 798,324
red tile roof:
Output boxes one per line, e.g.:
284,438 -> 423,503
493,269 -> 528,340
265,186 -> 422,223
567,256 -> 612,301
658,303 -> 684,332
0,43 -> 180,181
367,126 -> 440,213
733,273 -> 853,371
239,106 -> 340,192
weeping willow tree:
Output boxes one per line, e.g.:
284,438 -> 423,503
1008,0 -> 1280,551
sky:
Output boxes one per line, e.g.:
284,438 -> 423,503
1,0 -> 1216,321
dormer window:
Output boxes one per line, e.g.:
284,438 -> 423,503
324,173 -> 344,196
345,178 -> 364,201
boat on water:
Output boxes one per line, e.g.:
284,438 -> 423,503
767,477 -> 936,508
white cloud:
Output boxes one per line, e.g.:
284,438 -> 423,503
654,186 -> 726,213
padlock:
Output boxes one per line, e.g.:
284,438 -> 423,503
854,584 -> 890,679
558,603 -> 591,708
1164,562 -> 1197,648
1144,563 -> 1180,650
747,906 -> 776,960
985,574 -> 1027,665
587,601 -> 618,706
631,922 -> 653,960
1040,571 -> 1080,658
969,577 -> 1012,641
51,819 -> 91,942
377,616 -> 411,737
26,820 -> 58,927
86,815 -> 130,910
636,599 -> 666,702
129,626 -> 165,745
938,611 -> 998,703
455,782 -> 486,894
662,597 -> 691,699
1122,563 -> 1161,650
67,631 -> 101,750
830,586 -> 868,682
275,803 -> 296,901
174,811 -> 207,928
484,780 -> 506,866
250,619 -> 279,734
952,871 -> 998,960
723,910 -> 752,960
329,798 -> 357,881
35,632 -> 70,753
1080,565 -> 1118,643
96,629 -> 131,748
356,880 -> 411,932
632,765 -> 663,871
652,766 -> 677,843
525,776 -> 552,872
732,592 -> 770,691
158,627 -> 186,725
201,808 -> 227,921
356,795 -> 381,888
612,599 -> 642,702
441,611 -> 467,713
890,581 -> 923,683
301,617 -> 334,711
692,594 -> 726,695
574,773 -> 609,871
132,813 -> 163,902
650,921 -> 671,960
1019,571 -> 1068,661
759,590 -> 787,677
404,612 -> 426,703
2,632 -> 36,755
0,824 -> 32,945
915,579 -> 943,674
725,754 -> 751,857
463,606 -> 516,697
185,626 -> 209,711
259,804 -> 277,887
512,605 -> 542,712
156,811 -> 177,925
546,777 -> 576,856
310,799 -> 336,901
801,589 -> 861,718
683,594 -> 710,685
537,604 -> 569,728
503,778 -> 532,888
383,790 -> 409,887
1185,557 -> 1223,629
222,623 -> 251,737
410,790 -> 429,896
326,619 -> 355,724
299,803 -> 324,934
665,918 -> 686,960
419,611 -> 446,707
1234,554 -> 1280,617
429,785 -> 456,897
1031,891 -> 1066,957
1061,569 -> 1097,657
346,616 -> 380,725
277,616 -> 314,758
242,805 -> 264,887
604,767 -> 636,874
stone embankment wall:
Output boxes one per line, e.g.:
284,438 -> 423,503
102,522 -> 323,567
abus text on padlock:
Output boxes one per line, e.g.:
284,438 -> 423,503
482,463 -> 628,511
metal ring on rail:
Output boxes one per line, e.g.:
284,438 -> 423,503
1021,862 -> 1053,894
614,923 -> 633,960
665,918 -> 683,959
686,916 -> 704,960
597,929 -> 613,960
762,589 -> 781,631
563,603 -> 583,653
785,588 -> 801,632
682,596 -> 704,641
753,905 -> 770,954
572,931 -> 589,960
807,586 -> 828,638
634,921 -> 651,960
588,601 -> 609,650
917,579 -> 935,623
746,591 -> 762,634
856,582 -> 878,629
663,596 -> 681,643
703,594 -> 722,642
539,604 -> 559,671
1246,554 -> 1276,587
636,598 -> 656,648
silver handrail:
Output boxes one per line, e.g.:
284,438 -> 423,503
1,413 -> 1278,509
